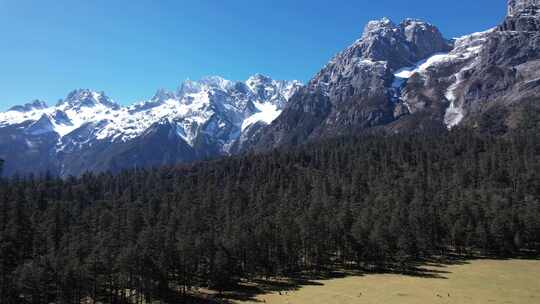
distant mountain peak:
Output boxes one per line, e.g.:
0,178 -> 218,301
8,99 -> 48,112
247,73 -> 272,83
177,76 -> 233,96
246,74 -> 272,89
199,76 -> 234,91
178,79 -> 202,96
151,88 -> 176,103
57,89 -> 118,110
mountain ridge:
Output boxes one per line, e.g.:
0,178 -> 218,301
0,75 -> 301,176
2,0 -> 540,176
250,0 -> 540,150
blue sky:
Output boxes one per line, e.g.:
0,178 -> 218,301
0,0 -> 506,109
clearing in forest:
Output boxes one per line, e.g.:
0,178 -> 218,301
230,259 -> 540,304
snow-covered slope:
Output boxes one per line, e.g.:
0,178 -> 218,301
391,29 -> 495,128
6,1 -> 537,176
0,75 -> 301,176
0,76 -> 301,147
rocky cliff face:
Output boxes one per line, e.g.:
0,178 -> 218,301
502,0 -> 540,30
252,18 -> 452,149
400,0 -> 540,132
508,0 -> 540,16
251,1 -> 540,150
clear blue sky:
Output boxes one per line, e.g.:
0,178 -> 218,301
0,0 -> 506,109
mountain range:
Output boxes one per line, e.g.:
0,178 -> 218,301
2,0 -> 540,176
0,75 -> 301,176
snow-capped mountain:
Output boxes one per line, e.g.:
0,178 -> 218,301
4,0 -> 540,176
251,0 -> 540,150
0,75 -> 301,176
251,17 -> 453,149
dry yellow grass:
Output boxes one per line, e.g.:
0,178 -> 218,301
235,259 -> 540,304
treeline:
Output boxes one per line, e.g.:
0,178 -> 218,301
1,128 -> 540,303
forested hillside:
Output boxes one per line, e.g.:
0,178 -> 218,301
1,122 -> 540,303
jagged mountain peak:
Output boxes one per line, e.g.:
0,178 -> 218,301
399,18 -> 439,39
244,74 -> 302,110
8,99 -> 48,112
246,74 -> 277,94
361,17 -> 396,38
400,18 -> 434,29
335,17 -> 453,71
151,88 -> 176,103
178,79 -> 202,96
246,73 -> 301,90
57,89 -> 118,110
361,17 -> 439,37
178,76 -> 234,96
246,73 -> 273,85
176,75 -> 301,107
254,16 -> 456,150
183,76 -> 235,93
400,19 -> 452,60
199,76 -> 234,90
251,0 -> 540,150
310,16 -> 451,94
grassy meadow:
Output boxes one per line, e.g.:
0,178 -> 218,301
225,259 -> 540,304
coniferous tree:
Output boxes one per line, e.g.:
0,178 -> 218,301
0,126 -> 539,302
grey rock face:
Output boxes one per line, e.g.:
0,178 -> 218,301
402,0 -> 540,131
502,0 -> 540,31
253,18 -> 452,149
508,0 -> 540,16
401,19 -> 453,60
454,30 -> 540,126
500,13 -> 540,31
350,18 -> 452,70
254,0 -> 540,150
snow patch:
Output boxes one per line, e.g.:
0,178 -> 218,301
441,29 -> 494,129
444,102 -> 465,128
393,52 -> 455,86
241,101 -> 281,131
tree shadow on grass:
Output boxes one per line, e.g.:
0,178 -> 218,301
390,254 -> 472,279
203,269 -> 365,303
162,293 -> 229,304
359,261 -> 452,280
202,252 -> 540,303
211,265 -> 447,303
213,277 -> 326,303
212,266 -> 441,303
